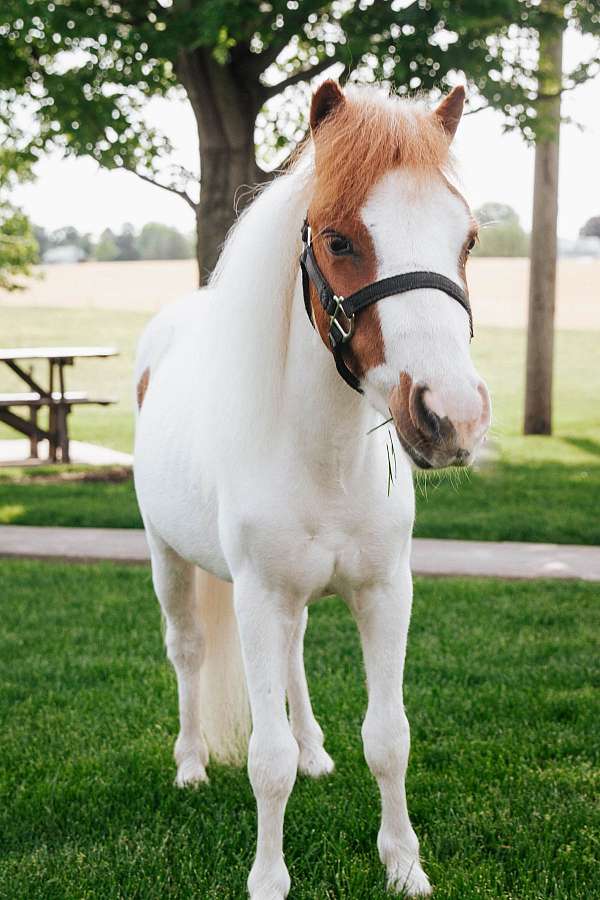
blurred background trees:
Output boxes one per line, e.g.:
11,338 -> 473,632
580,216 -> 600,239
474,204 -> 530,257
32,222 -> 195,263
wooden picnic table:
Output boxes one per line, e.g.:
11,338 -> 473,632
0,346 -> 118,463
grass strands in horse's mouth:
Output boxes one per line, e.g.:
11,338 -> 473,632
386,429 -> 397,496
366,415 -> 394,436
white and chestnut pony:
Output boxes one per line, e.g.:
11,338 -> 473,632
134,81 -> 490,898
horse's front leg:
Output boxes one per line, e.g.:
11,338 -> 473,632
350,565 -> 432,897
287,607 -> 334,778
234,575 -> 302,900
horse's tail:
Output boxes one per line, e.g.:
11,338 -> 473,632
197,568 -> 251,766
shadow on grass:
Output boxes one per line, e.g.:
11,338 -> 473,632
0,470 -> 141,527
414,458 -> 600,545
2,459 -> 600,545
561,435 -> 600,459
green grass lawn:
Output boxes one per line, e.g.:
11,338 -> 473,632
1,306 -> 599,543
1,561 -> 598,898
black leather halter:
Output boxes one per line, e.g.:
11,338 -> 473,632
299,219 -> 473,394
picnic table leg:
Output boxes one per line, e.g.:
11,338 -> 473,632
48,405 -> 57,462
56,403 -> 70,463
29,406 -> 39,459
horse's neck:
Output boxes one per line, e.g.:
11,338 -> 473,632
280,278 -> 377,472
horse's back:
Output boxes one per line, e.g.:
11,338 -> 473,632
134,287 -> 212,384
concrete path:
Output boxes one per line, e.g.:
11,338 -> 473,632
0,439 -> 133,466
1,525 -> 599,581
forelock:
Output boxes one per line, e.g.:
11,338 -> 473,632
305,85 -> 454,223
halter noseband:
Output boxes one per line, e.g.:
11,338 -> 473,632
299,219 -> 473,394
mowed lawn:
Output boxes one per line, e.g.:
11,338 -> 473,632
1,561 -> 598,899
1,304 -> 600,543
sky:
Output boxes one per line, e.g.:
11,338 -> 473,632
11,28 -> 600,242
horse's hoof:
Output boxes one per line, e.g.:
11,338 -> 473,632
387,858 -> 432,896
298,745 -> 335,778
174,755 -> 209,788
248,859 -> 290,900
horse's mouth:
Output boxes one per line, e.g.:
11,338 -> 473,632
394,429 -> 433,470
394,426 -> 470,471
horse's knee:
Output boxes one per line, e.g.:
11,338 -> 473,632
362,707 -> 410,778
248,727 -> 299,800
165,622 -> 204,674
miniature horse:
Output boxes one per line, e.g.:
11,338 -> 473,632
134,81 -> 490,898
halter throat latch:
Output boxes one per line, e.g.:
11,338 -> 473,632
299,217 -> 473,395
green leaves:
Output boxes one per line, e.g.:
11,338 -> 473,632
1,0 -> 598,211
0,198 -> 38,291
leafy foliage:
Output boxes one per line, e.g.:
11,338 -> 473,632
0,144 -> 38,290
0,200 -> 38,290
2,1 -> 599,202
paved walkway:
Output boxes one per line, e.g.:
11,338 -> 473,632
0,439 -> 133,466
1,525 -> 599,581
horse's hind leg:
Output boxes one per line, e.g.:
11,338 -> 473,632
146,524 -> 208,787
287,608 -> 334,777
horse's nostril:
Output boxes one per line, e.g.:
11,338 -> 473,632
409,384 -> 441,440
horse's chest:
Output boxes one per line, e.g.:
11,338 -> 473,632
232,482 -> 412,599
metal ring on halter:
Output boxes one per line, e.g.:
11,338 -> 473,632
329,295 -> 354,347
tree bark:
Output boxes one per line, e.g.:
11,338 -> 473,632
524,19 -> 563,435
177,48 -> 264,284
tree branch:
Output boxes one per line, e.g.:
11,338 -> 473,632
262,56 -> 340,100
124,167 -> 198,211
464,103 -> 489,117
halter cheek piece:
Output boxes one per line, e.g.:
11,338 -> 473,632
299,219 -> 473,394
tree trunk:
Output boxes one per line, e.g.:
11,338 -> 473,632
194,141 -> 262,283
177,48 -> 264,285
523,19 -> 563,435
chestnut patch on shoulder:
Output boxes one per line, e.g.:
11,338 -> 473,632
136,367 -> 150,409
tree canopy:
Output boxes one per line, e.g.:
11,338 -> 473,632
2,1 -> 599,277
3,1 -> 598,199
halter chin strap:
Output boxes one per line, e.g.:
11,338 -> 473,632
299,218 -> 473,395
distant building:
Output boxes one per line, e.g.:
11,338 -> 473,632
42,244 -> 86,264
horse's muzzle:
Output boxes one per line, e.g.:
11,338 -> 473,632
389,373 -> 490,470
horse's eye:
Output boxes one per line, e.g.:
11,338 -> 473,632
328,234 -> 354,256
466,237 -> 476,253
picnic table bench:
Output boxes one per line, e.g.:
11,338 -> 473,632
0,347 -> 118,463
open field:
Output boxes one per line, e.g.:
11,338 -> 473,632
1,561 -> 598,899
2,257 -> 600,328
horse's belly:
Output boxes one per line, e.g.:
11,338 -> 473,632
134,356 -> 230,579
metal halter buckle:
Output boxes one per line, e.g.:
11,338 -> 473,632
329,295 -> 355,345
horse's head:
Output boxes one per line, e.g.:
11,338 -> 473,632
305,81 -> 491,469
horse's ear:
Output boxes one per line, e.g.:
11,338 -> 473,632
310,80 -> 345,133
434,85 -> 465,140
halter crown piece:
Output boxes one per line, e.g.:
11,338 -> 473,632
299,218 -> 473,394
